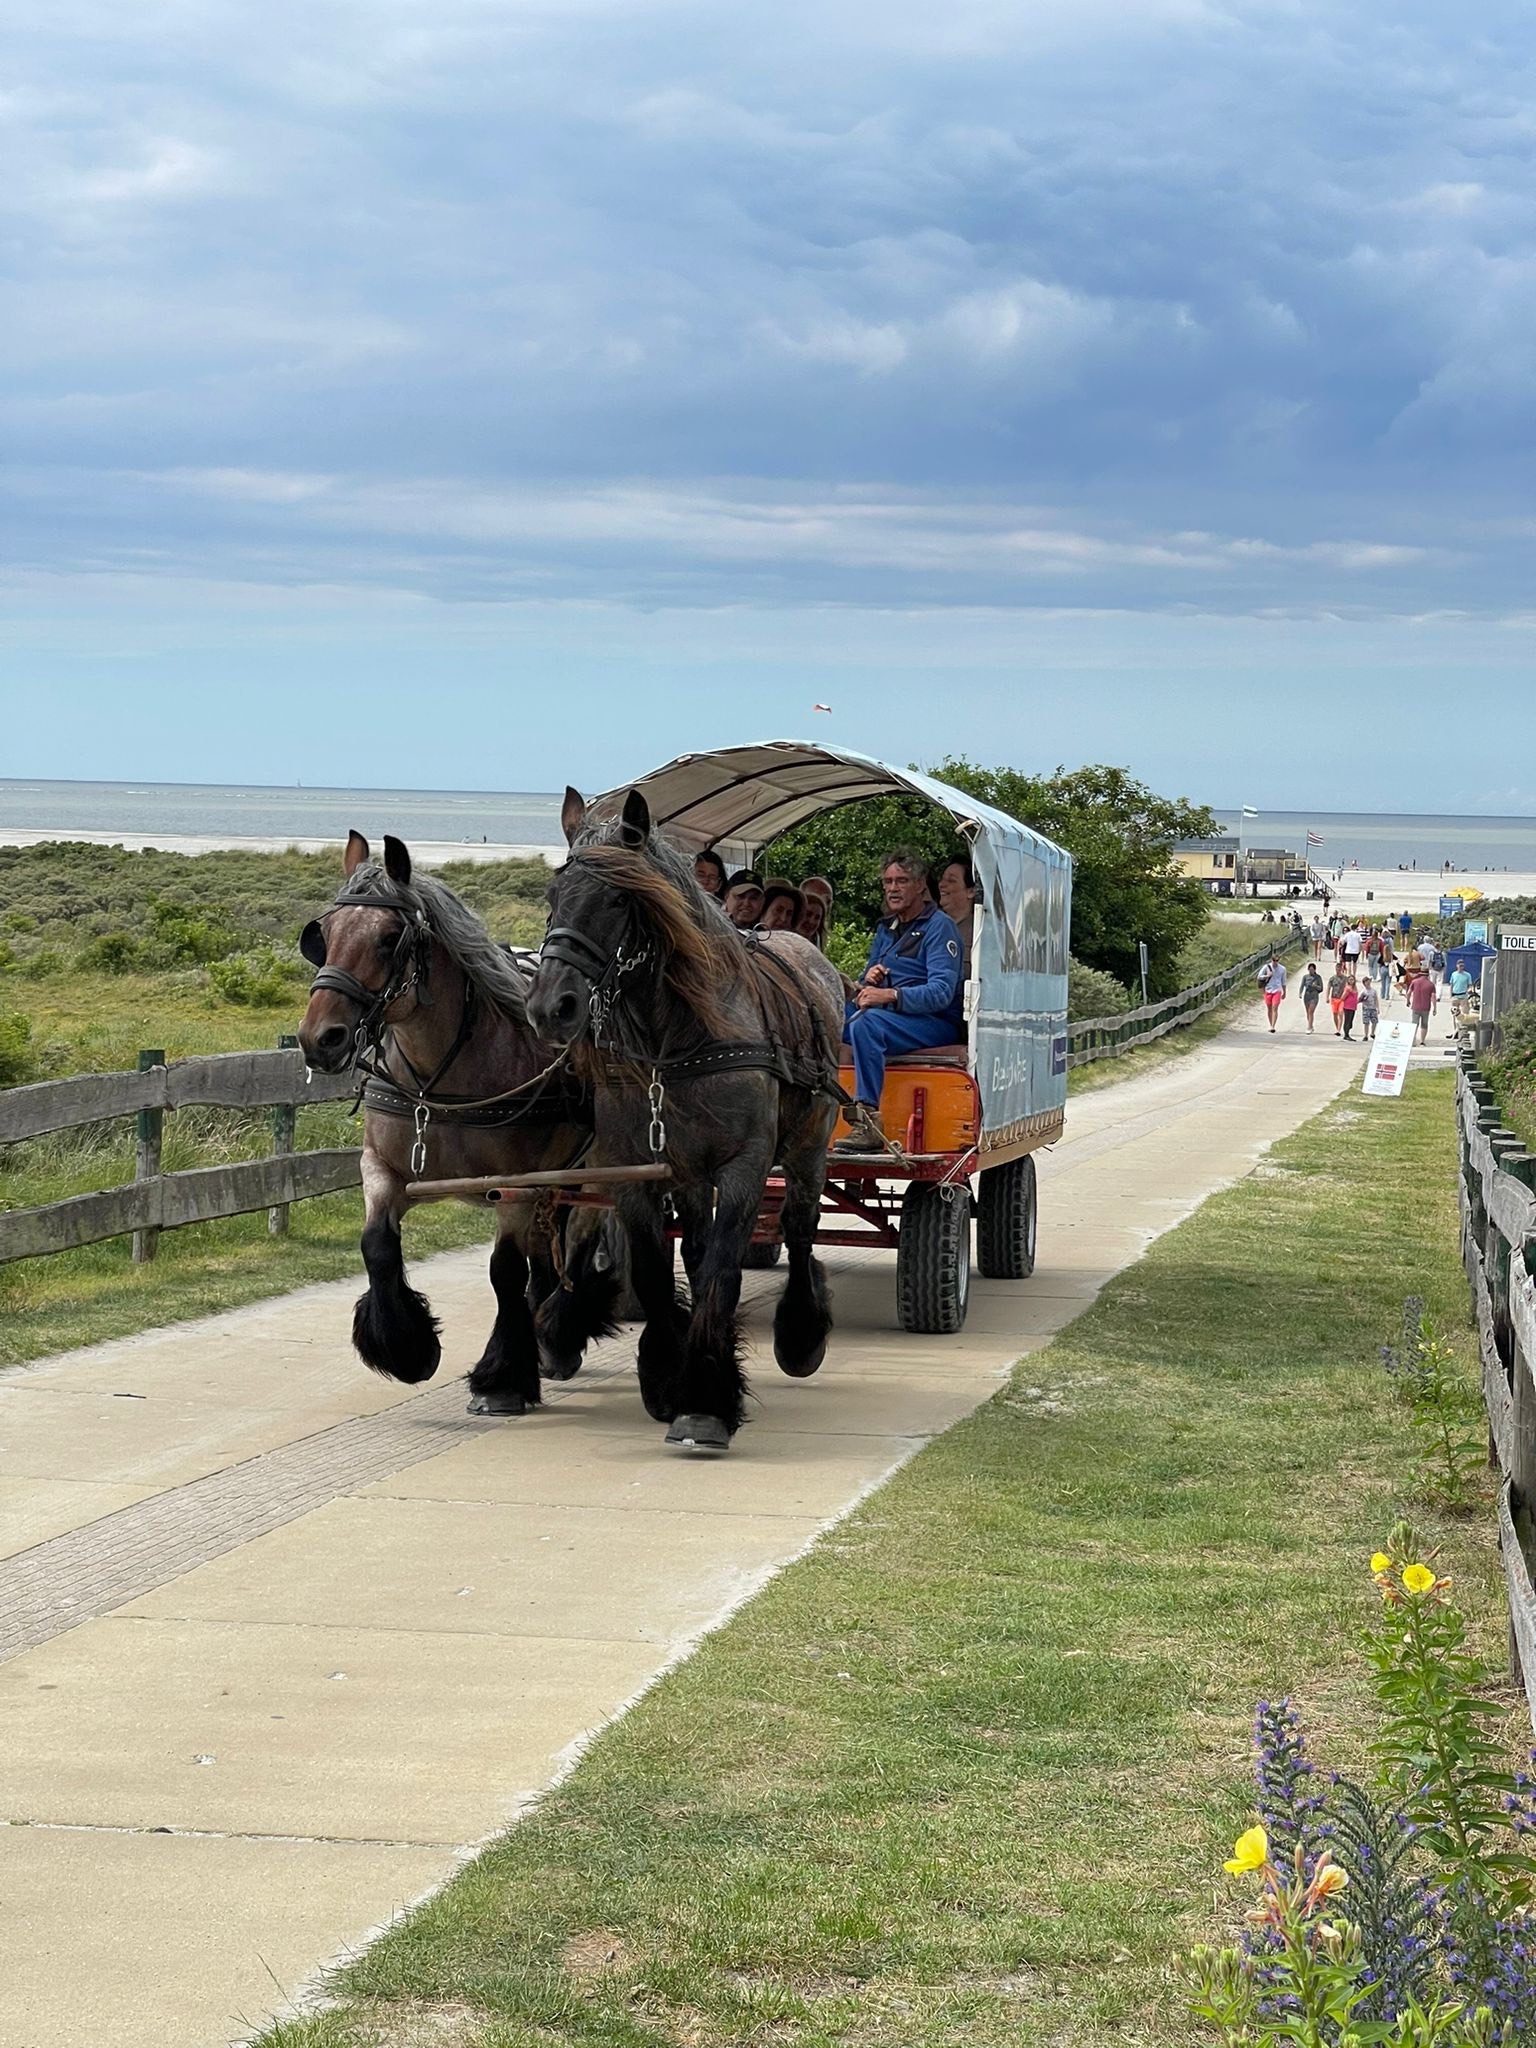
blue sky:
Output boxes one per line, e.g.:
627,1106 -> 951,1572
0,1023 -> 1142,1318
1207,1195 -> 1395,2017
4,0 -> 1535,809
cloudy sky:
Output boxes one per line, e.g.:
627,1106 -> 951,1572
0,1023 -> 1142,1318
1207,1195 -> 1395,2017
5,0 -> 1535,807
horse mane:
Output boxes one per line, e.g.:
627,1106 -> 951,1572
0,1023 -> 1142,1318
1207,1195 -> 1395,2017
568,829 -> 740,1038
347,861 -> 530,1023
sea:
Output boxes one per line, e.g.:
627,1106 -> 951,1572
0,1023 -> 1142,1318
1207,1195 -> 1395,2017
0,779 -> 566,848
1,780 -> 1535,872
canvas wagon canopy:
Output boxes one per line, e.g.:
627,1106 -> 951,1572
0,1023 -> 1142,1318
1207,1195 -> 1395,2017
601,741 -> 1072,1160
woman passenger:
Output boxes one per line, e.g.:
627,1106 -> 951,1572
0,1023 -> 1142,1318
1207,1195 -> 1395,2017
694,849 -> 728,898
758,879 -> 804,932
933,854 -> 979,976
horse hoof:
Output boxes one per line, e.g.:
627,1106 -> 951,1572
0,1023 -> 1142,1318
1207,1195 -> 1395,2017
774,1337 -> 827,1379
467,1392 -> 535,1416
664,1414 -> 731,1453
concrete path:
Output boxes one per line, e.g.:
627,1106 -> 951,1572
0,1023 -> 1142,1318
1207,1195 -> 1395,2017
0,1008 -> 1364,2048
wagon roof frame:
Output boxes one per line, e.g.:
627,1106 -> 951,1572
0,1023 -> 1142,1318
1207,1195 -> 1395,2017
598,739 -> 1068,868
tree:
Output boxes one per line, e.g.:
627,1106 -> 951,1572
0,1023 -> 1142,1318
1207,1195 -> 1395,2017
766,760 -> 1217,999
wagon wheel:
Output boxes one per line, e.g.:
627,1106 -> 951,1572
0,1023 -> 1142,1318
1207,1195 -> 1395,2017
896,1182 -> 971,1334
977,1153 -> 1037,1280
742,1240 -> 783,1269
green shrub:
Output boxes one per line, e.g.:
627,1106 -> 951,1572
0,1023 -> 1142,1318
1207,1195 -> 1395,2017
0,1010 -> 34,1086
1069,956 -> 1131,1022
206,949 -> 294,1006
2,910 -> 37,934
1496,1001 -> 1536,1054
76,932 -> 144,976
148,899 -> 239,965
20,948 -> 64,980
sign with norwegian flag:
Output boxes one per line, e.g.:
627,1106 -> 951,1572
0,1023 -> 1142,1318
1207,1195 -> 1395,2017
1362,1017 -> 1414,1097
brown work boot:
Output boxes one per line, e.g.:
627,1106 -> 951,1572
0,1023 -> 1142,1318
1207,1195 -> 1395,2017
830,1102 -> 886,1155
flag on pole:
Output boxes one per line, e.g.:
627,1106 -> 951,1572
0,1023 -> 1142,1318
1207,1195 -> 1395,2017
1241,805 -> 1259,818
1306,830 -> 1324,846
812,703 -> 833,714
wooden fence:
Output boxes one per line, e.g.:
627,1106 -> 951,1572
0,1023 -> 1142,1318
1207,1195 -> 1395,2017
0,1044 -> 359,1266
0,931 -> 1308,1265
1455,1056 -> 1536,1733
1066,930 -> 1304,1068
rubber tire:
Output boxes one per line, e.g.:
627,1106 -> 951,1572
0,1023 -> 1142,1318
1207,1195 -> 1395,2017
976,1153 -> 1038,1280
742,1241 -> 783,1269
896,1183 -> 972,1334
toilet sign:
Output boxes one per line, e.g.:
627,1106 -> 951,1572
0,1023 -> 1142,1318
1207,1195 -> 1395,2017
1362,1017 -> 1414,1097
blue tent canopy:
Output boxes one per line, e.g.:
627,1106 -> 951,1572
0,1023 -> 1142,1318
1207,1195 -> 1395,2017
1443,940 -> 1496,986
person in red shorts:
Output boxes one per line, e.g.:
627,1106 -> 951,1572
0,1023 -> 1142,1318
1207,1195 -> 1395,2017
1258,952 -> 1288,1032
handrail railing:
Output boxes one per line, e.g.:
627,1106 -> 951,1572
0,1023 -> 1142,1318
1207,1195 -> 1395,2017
1066,930 -> 1304,1068
1454,1056 -> 1536,1733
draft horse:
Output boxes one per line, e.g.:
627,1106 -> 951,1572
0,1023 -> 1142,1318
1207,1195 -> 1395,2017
297,831 -> 614,1413
526,788 -> 845,1453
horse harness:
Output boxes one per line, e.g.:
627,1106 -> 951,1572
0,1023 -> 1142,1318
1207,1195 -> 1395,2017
541,902 -> 854,1161
303,874 -> 587,1175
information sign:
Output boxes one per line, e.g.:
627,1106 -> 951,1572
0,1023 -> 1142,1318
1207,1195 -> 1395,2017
1465,920 -> 1488,946
1439,896 -> 1460,918
1362,1018 -> 1414,1098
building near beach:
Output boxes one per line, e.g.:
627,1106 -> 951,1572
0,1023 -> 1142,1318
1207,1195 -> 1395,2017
1174,834 -> 1240,894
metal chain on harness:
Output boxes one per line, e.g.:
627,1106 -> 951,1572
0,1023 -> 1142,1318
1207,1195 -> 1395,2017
647,1067 -> 667,1160
411,1102 -> 431,1178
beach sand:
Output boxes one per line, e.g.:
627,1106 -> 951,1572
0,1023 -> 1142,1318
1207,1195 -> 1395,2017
0,828 -> 559,867
1293,868 -> 1536,915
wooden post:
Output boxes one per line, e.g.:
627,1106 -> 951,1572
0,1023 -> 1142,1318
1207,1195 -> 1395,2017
269,1034 -> 299,1237
131,1049 -> 165,1264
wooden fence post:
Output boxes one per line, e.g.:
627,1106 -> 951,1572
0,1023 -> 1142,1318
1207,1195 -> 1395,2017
131,1048 -> 165,1264
268,1034 -> 299,1237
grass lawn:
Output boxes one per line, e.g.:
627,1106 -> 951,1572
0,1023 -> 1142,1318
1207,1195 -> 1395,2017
256,1069 -> 1508,2048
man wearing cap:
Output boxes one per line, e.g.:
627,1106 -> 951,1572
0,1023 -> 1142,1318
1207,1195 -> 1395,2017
833,850 -> 965,1154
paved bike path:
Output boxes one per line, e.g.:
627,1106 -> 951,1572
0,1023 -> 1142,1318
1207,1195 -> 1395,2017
0,1011 -> 1363,2047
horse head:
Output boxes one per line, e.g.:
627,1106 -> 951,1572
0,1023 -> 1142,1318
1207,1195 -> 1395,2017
297,830 -> 435,1072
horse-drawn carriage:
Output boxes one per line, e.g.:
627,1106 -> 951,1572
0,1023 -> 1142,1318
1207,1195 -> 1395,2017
298,741 -> 1070,1450
611,742 -> 1072,1335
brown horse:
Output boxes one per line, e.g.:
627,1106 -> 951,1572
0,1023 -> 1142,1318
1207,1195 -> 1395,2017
527,788 -> 845,1453
296,831 -> 613,1413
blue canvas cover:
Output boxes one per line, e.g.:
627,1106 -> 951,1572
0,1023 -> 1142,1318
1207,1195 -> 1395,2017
1443,941 -> 1496,986
605,742 -> 1073,1154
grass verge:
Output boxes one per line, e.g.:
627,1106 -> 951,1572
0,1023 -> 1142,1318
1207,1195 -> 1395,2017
255,1069 -> 1507,2048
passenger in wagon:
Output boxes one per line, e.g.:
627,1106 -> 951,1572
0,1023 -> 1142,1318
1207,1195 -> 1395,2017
798,875 -> 833,947
694,849 -> 728,898
932,854 -> 979,978
757,878 -> 804,932
722,870 -> 764,929
833,850 -> 965,1154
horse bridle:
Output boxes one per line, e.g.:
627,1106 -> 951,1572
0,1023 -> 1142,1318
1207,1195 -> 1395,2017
301,876 -> 434,1056
542,885 -> 657,1056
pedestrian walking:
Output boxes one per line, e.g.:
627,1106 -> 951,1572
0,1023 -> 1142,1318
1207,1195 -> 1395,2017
1341,978 -> 1359,1039
1377,936 -> 1394,1000
1300,962 -> 1323,1031
1327,967 -> 1348,1034
1359,982 -> 1380,1039
1408,969 -> 1437,1045
1258,952 -> 1287,1033
1309,916 -> 1325,959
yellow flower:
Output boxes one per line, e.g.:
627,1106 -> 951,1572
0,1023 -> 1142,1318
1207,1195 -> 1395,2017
1312,1862 -> 1349,1899
1402,1563 -> 1436,1596
1223,1825 -> 1270,1875
1371,1553 -> 1392,1574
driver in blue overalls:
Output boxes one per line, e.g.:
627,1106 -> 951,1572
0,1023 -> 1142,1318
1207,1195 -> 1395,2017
832,849 -> 966,1154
